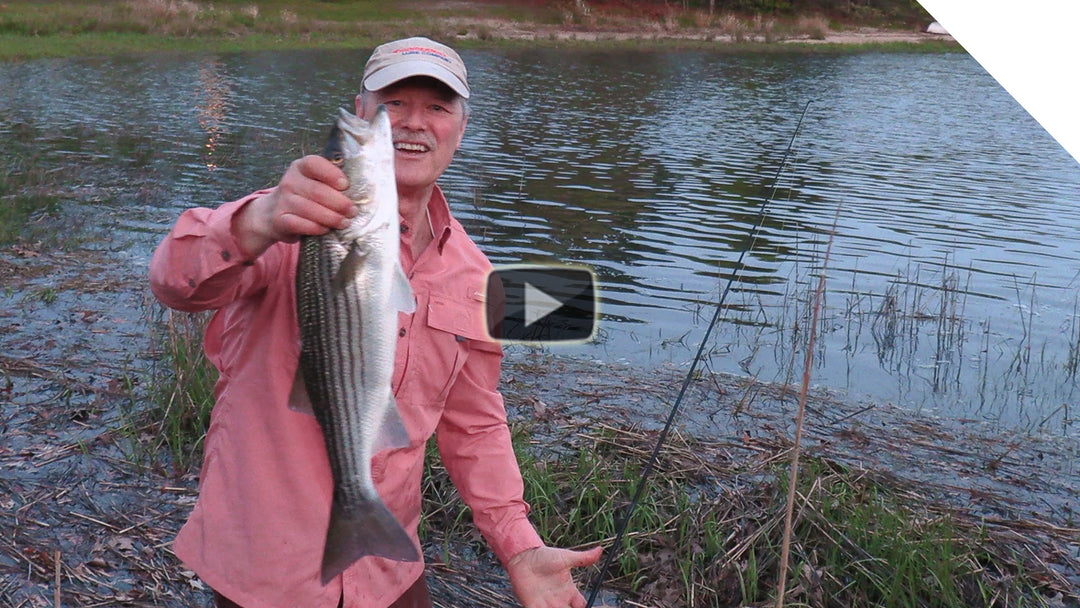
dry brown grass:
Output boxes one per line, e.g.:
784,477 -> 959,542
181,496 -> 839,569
795,14 -> 830,40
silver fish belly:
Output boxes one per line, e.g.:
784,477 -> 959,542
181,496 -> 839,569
295,106 -> 419,585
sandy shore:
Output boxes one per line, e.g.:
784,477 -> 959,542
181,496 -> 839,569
447,17 -> 955,45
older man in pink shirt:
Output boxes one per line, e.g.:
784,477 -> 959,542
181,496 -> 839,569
149,37 -> 601,608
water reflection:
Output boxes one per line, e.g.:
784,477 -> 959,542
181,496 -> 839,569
2,48 -> 1078,434
195,58 -> 232,171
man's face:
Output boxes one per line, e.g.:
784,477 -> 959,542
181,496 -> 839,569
358,77 -> 468,195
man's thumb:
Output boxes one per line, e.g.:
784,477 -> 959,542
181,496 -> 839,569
568,546 -> 603,567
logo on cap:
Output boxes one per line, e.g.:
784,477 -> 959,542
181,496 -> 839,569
393,46 -> 452,64
484,265 -> 597,344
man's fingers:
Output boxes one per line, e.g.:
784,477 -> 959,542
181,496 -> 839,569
272,159 -> 355,235
292,189 -> 353,229
274,213 -> 333,239
279,155 -> 354,219
296,154 -> 349,191
309,185 -> 356,221
282,175 -> 354,220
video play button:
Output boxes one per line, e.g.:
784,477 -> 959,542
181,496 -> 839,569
524,282 -> 565,326
485,265 -> 597,343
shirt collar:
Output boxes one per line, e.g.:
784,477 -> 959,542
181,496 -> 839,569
427,185 -> 453,254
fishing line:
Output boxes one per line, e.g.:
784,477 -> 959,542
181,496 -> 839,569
583,100 -> 812,608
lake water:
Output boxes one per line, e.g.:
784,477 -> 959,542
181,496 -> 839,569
2,46 -> 1078,435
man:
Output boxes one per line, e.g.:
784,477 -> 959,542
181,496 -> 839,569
149,37 -> 602,608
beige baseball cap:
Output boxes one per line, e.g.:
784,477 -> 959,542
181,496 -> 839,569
361,37 -> 470,99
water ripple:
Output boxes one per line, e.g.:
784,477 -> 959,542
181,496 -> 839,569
3,48 -> 1079,432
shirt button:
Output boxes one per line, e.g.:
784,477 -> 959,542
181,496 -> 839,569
221,250 -> 232,261
399,327 -> 406,337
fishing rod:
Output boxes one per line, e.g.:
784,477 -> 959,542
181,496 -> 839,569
583,100 -> 812,608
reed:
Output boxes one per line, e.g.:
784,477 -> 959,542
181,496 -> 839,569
120,304 -> 217,474
727,247 -> 1079,431
0,194 -> 56,245
1067,291 -> 1080,382
0,142 -> 59,245
775,206 -> 839,606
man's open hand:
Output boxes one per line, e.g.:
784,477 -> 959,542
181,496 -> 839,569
507,545 -> 603,608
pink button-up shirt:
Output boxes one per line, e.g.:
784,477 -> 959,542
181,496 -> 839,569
149,186 -> 542,608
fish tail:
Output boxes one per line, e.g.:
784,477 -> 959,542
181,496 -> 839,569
320,497 -> 419,584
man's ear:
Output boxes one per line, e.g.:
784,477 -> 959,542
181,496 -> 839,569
456,114 -> 468,151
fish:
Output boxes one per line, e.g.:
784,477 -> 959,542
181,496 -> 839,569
295,105 -> 420,585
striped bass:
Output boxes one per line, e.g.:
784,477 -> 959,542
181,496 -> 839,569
296,106 -> 420,585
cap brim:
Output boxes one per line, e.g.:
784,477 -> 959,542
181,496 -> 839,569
363,61 -> 470,99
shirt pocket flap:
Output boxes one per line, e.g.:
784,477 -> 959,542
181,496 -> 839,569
427,291 -> 496,347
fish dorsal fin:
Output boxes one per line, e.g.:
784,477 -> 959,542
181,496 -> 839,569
393,263 -> 416,313
330,242 -> 366,293
373,394 -> 411,452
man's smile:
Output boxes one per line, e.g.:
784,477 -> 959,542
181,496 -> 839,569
394,141 -> 430,153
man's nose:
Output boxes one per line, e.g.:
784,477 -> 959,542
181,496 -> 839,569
395,105 -> 425,130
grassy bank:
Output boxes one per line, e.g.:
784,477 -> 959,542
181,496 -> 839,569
0,0 -> 955,61
419,385 -> 1075,607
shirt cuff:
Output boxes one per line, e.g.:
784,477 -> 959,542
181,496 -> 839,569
211,192 -> 269,265
489,517 -> 544,568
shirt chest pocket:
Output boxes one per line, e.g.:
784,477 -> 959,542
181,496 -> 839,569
413,292 -> 489,408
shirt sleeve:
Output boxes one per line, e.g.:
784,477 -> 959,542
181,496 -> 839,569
149,190 -> 285,312
435,341 -> 544,567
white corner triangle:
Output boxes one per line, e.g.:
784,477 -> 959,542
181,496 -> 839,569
916,0 -> 1080,165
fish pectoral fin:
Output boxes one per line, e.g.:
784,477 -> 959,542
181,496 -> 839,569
330,242 -> 367,293
373,395 -> 411,452
392,263 -> 416,313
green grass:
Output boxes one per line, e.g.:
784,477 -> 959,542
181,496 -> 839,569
0,144 -> 61,245
421,420 -> 1060,607
0,194 -> 59,245
771,460 -> 984,606
0,0 -> 426,59
1,31 -> 361,58
121,305 -> 217,474
0,0 -> 530,60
